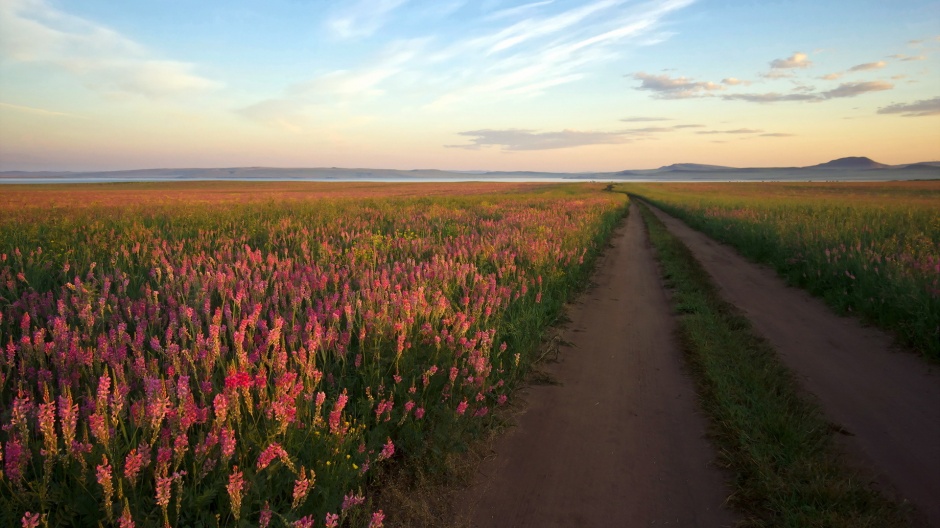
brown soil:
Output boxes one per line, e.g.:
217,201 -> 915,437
647,204 -> 940,526
460,203 -> 737,527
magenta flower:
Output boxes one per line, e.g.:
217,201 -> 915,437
21,512 -> 41,528
369,510 -> 386,528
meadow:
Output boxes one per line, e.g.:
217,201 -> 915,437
0,182 -> 627,527
623,181 -> 940,360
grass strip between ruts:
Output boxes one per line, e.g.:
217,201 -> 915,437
635,200 -> 911,528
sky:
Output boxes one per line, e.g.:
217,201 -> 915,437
0,0 -> 938,172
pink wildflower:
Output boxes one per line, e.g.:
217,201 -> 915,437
119,504 -> 135,528
324,513 -> 339,528
213,393 -> 229,423
124,448 -> 145,483
257,442 -> 289,471
96,455 -> 114,507
227,466 -> 245,520
369,510 -> 386,528
21,512 -> 41,528
415,407 -> 425,420
260,502 -> 272,528
456,400 -> 468,416
292,467 -> 314,509
4,438 -> 26,483
155,475 -> 173,509
221,426 -> 236,459
341,492 -> 365,511
292,515 -> 314,528
377,438 -> 395,462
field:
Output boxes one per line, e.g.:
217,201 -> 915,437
0,182 -> 627,527
623,181 -> 940,360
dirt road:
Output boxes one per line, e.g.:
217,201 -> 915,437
647,204 -> 940,526
462,204 -> 736,527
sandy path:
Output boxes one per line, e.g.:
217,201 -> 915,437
647,204 -> 940,526
462,204 -> 736,527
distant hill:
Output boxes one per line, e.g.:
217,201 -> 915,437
809,157 -> 889,170
896,162 -> 940,170
657,163 -> 736,172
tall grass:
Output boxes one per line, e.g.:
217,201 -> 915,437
0,185 -> 627,527
624,182 -> 940,360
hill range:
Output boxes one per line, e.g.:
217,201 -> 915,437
2,157 -> 938,184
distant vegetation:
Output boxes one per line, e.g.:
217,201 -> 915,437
0,184 -> 627,527
625,181 -> 940,360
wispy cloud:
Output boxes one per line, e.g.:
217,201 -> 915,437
241,0 -> 695,123
328,0 -> 410,39
486,1 -> 555,21
447,128 -> 631,150
848,61 -> 886,72
820,81 -> 893,98
877,96 -> 940,117
769,52 -> 812,69
721,77 -> 751,86
621,116 -> 672,122
820,72 -> 843,80
631,72 -> 724,99
0,101 -> 81,118
695,128 -> 763,135
722,81 -> 892,103
760,132 -> 796,137
0,0 -> 220,99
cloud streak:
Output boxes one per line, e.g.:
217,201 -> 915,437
721,81 -> 892,103
877,96 -> 940,117
631,72 -> 724,99
447,128 -> 631,150
848,61 -> 886,72
0,0 -> 220,99
328,0 -> 410,39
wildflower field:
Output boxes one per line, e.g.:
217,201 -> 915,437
0,182 -> 627,527
624,181 -> 940,359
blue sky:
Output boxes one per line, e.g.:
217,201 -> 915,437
1,0 -> 938,171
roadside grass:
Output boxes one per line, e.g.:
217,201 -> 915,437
635,201 -> 911,527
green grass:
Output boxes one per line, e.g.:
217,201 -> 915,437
635,200 -> 911,527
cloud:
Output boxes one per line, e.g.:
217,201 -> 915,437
760,70 -> 794,80
820,81 -> 893,99
888,54 -> 926,61
447,128 -> 630,150
631,72 -> 724,99
820,72 -> 843,80
695,128 -> 763,135
486,1 -> 555,20
0,0 -> 220,99
770,52 -> 812,69
723,81 -> 892,104
328,0 -> 409,39
760,132 -> 796,137
621,116 -> 671,122
877,96 -> 940,117
721,77 -> 750,86
848,61 -> 886,72
722,92 -> 819,103
0,101 -> 81,118
672,124 -> 705,128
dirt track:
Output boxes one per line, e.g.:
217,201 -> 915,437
647,204 -> 940,526
462,204 -> 736,527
